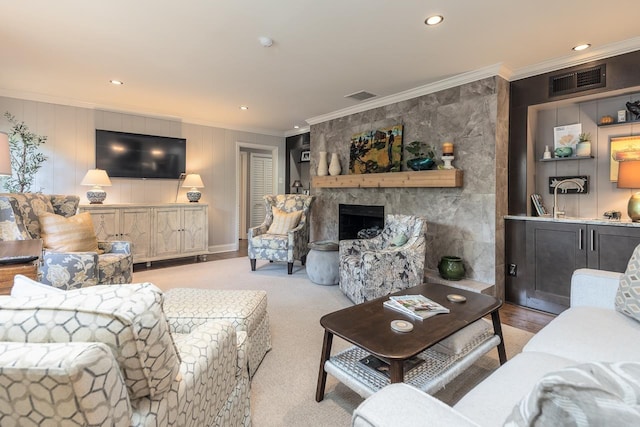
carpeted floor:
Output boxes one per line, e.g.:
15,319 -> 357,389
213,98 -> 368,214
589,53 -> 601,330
134,257 -> 534,427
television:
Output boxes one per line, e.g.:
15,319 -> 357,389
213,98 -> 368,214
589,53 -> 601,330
95,129 -> 186,179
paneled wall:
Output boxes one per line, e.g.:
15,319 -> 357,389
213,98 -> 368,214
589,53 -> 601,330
533,91 -> 640,219
0,96 -> 285,252
309,76 -> 510,297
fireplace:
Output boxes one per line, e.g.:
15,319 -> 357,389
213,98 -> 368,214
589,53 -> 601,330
338,204 -> 384,240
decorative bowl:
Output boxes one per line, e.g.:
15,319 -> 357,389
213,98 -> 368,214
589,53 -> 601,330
407,157 -> 435,171
554,147 -> 573,158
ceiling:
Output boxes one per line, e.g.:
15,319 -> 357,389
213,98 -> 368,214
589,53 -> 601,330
1,1 -> 639,136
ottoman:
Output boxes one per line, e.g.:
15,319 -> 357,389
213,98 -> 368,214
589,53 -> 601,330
163,288 -> 271,377
306,241 -> 339,285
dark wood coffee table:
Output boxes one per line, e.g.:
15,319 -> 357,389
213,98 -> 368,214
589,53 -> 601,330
315,283 -> 506,401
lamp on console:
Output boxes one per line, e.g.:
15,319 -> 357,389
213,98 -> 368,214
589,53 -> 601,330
292,179 -> 303,193
617,160 -> 640,221
182,173 -> 204,202
0,132 -> 11,176
81,169 -> 112,204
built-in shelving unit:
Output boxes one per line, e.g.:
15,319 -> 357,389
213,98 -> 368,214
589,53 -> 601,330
597,119 -> 640,128
312,169 -> 463,188
539,155 -> 594,162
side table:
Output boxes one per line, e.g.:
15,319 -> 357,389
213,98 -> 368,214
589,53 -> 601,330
306,240 -> 339,285
0,240 -> 42,295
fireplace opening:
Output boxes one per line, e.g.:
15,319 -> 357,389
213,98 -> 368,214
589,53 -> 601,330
338,204 -> 384,240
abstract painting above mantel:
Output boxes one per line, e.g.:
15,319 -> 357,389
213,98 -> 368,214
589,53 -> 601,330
349,124 -> 403,174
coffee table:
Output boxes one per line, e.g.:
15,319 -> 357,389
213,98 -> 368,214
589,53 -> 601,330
315,283 -> 506,401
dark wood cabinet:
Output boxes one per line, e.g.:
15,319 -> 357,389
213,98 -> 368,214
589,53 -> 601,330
506,219 -> 640,314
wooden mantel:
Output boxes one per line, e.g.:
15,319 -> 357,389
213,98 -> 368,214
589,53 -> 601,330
312,169 -> 463,188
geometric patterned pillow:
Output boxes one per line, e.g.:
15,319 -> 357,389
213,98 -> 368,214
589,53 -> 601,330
616,243 -> 640,322
0,283 -> 180,399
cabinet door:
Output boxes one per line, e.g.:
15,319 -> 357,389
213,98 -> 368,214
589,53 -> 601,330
120,208 -> 151,261
588,225 -> 640,272
526,221 -> 587,314
181,206 -> 208,254
84,208 -> 119,241
153,207 -> 182,257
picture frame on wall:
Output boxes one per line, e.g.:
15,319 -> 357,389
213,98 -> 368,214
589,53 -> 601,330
610,136 -> 640,181
553,123 -> 581,153
300,150 -> 310,162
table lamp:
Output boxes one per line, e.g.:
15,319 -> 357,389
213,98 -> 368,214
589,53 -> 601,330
80,169 -> 112,204
292,179 -> 303,193
182,173 -> 204,202
0,132 -> 11,176
617,160 -> 640,221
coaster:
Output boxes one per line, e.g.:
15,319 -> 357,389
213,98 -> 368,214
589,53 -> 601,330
390,320 -> 414,333
447,294 -> 467,303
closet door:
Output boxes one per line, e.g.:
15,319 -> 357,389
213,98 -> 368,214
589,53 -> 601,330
250,153 -> 273,228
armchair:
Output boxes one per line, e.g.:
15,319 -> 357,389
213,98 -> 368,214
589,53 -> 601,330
0,282 -> 251,426
248,194 -> 315,274
0,193 -> 132,289
339,214 -> 427,304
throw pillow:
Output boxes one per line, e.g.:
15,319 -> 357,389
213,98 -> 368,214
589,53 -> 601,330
11,274 -> 64,297
504,361 -> 640,426
267,207 -> 302,234
389,233 -> 409,247
432,319 -> 492,355
615,243 -> 640,322
39,212 -> 102,253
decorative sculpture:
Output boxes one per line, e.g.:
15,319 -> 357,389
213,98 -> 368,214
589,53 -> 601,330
626,100 -> 640,121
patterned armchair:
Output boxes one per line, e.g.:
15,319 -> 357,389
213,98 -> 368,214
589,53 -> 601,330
0,282 -> 251,426
339,214 -> 427,304
248,194 -> 315,274
0,193 -> 132,289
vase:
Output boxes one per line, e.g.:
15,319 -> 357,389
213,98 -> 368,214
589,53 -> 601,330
438,256 -> 465,281
407,157 -> 435,171
576,142 -> 591,157
329,153 -> 341,176
317,151 -> 328,176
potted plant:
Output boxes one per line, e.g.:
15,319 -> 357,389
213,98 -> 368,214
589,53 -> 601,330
576,132 -> 592,157
405,140 -> 436,171
1,112 -> 48,192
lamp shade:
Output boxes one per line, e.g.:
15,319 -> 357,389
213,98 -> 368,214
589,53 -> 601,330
292,180 -> 303,188
0,132 -> 11,176
182,174 -> 204,188
80,169 -> 112,187
617,160 -> 640,222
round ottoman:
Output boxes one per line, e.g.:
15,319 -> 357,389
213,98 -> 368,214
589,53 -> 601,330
306,240 -> 339,285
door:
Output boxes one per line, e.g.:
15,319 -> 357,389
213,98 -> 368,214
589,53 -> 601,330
153,207 -> 182,257
588,225 -> 640,272
182,206 -> 208,254
249,153 -> 273,228
239,151 -> 248,239
120,208 -> 151,261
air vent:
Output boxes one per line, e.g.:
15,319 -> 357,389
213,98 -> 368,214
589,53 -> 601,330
549,65 -> 606,97
344,90 -> 377,101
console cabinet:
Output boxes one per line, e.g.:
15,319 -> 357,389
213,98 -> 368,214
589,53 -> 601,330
80,203 -> 208,264
506,218 -> 640,314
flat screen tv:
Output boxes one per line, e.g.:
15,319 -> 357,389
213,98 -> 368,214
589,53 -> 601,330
95,129 -> 186,179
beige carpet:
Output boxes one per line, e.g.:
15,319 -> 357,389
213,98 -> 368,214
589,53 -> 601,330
134,257 -> 534,427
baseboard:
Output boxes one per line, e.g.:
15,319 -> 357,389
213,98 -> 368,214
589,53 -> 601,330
208,243 -> 239,254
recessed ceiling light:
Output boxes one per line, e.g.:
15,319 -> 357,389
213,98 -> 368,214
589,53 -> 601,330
109,80 -> 124,85
572,44 -> 591,51
424,15 -> 444,26
293,125 -> 300,129
239,105 -> 249,111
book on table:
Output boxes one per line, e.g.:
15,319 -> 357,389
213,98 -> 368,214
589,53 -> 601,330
358,354 -> 424,379
383,294 -> 450,320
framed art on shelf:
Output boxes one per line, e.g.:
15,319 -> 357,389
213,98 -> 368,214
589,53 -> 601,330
553,123 -> 581,153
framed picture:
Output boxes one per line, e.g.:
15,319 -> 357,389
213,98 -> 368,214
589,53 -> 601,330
553,123 -> 581,152
610,136 -> 640,181
300,150 -> 310,162
349,124 -> 403,174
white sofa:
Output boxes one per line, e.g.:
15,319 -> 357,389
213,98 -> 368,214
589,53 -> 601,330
352,268 -> 640,426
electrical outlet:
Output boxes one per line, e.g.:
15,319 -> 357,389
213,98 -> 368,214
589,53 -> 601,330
508,264 -> 517,277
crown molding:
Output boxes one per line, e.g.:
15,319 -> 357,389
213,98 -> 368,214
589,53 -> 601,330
284,126 -> 310,138
510,37 -> 640,81
0,88 -> 286,138
306,63 -> 513,126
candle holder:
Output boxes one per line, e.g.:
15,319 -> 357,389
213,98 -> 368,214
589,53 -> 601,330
442,155 -> 455,169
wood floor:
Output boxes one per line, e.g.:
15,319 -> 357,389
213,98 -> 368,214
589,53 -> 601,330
135,239 -> 555,334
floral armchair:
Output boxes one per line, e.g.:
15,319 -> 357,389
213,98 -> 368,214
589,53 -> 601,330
339,214 -> 427,304
248,194 -> 315,274
0,193 -> 132,289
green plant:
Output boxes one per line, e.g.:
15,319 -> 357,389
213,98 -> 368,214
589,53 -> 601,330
578,132 -> 591,142
405,140 -> 436,159
2,112 -> 48,193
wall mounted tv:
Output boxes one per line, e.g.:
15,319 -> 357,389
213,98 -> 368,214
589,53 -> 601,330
95,129 -> 186,179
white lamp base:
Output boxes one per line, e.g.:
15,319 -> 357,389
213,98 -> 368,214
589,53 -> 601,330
187,189 -> 201,202
87,187 -> 106,204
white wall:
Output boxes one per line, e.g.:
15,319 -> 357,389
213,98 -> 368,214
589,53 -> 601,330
0,96 -> 285,253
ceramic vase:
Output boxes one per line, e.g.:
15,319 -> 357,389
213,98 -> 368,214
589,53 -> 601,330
329,153 -> 341,176
576,142 -> 591,157
438,256 -> 465,281
317,151 -> 329,176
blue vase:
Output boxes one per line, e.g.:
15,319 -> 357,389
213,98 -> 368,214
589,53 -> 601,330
407,157 -> 435,171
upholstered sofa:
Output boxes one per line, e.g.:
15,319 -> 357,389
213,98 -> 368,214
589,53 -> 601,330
351,267 -> 640,426
339,214 -> 427,304
0,193 -> 132,288
0,280 -> 251,426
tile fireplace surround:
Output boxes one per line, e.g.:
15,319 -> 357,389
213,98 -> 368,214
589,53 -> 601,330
307,76 -> 509,299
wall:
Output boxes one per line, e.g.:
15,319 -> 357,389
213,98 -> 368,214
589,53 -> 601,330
0,96 -> 285,253
309,76 -> 510,297
532,91 -> 640,218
